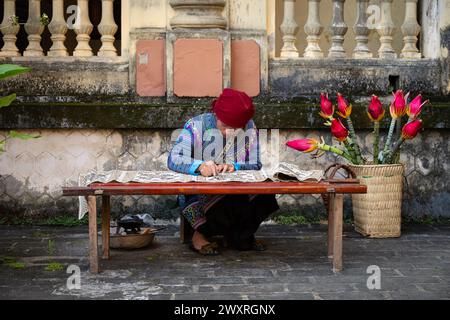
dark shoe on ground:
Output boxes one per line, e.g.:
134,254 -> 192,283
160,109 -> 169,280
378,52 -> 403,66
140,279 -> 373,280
251,239 -> 267,252
237,238 -> 266,251
226,234 -> 267,251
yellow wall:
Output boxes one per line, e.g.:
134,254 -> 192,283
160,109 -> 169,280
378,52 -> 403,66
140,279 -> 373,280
229,0 -> 268,30
121,0 -> 430,59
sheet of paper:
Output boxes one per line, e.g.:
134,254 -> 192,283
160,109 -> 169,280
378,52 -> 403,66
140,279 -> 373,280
77,162 -> 324,219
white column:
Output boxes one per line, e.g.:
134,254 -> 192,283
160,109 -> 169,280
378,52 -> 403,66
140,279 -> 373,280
377,0 -> 397,59
24,0 -> 44,57
48,0 -> 68,56
328,0 -> 347,58
353,0 -> 372,58
169,0 -> 227,29
401,0 -> 421,59
98,0 -> 118,57
280,0 -> 299,58
304,0 -> 323,58
0,0 -> 20,56
420,0 -> 440,59
74,0 -> 94,57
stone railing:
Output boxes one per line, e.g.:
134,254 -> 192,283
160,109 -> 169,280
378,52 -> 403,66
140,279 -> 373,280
279,0 -> 421,59
0,0 -> 119,57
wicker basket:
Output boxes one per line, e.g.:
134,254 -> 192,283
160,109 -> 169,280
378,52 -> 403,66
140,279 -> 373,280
348,163 -> 404,238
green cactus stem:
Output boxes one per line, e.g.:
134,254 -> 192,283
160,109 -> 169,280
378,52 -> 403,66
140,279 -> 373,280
385,137 -> 405,164
382,117 -> 397,163
346,116 -> 363,164
373,121 -> 381,164
318,143 -> 354,163
343,139 -> 358,164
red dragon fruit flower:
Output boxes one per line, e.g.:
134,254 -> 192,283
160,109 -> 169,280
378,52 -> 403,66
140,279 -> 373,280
402,119 -> 422,140
319,92 -> 334,119
330,118 -> 349,142
406,94 -> 428,119
367,95 -> 385,122
336,93 -> 352,118
390,89 -> 408,119
286,138 -> 319,153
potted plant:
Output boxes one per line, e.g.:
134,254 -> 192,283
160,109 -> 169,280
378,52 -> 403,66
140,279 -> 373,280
286,91 -> 426,238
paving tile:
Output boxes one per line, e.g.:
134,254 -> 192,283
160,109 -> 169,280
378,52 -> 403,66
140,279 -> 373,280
0,225 -> 449,300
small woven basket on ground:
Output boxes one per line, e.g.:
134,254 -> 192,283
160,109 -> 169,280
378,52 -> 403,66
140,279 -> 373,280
348,163 -> 404,238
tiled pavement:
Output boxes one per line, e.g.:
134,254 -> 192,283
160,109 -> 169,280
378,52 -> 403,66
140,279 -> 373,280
0,224 -> 449,300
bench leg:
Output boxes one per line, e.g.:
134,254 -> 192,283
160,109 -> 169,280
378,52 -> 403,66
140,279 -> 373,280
101,195 -> 111,260
327,193 -> 335,259
87,195 -> 99,274
332,193 -> 344,273
180,215 -> 194,244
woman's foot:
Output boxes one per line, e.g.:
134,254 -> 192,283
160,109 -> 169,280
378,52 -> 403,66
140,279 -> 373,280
190,231 -> 219,255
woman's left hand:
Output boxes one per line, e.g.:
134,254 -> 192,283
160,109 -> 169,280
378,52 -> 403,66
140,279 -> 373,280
217,164 -> 235,173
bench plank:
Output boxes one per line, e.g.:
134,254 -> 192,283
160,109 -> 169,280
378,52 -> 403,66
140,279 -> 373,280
63,182 -> 366,196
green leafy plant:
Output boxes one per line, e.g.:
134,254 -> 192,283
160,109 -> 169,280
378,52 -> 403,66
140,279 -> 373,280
47,239 -> 55,255
44,262 -> 64,272
0,256 -> 25,269
0,64 -> 40,153
275,215 -> 309,225
0,13 -> 49,30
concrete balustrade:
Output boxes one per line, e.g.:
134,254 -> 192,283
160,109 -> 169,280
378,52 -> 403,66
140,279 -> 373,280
280,0 -> 300,58
0,0 -> 119,57
0,0 -> 20,56
277,0 -> 423,59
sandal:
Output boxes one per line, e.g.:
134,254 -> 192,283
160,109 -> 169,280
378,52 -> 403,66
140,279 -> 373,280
189,242 -> 220,256
233,236 -> 267,252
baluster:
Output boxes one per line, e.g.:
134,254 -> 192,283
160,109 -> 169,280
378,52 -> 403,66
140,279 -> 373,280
377,0 -> 396,59
401,0 -> 421,59
304,0 -> 323,58
0,0 -> 20,56
328,0 -> 347,58
48,0 -> 68,56
98,0 -> 118,56
24,0 -> 44,57
353,0 -> 372,58
280,0 -> 299,58
74,0 -> 94,57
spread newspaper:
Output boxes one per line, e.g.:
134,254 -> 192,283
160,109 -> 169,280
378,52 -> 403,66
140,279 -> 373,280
77,162 -> 324,219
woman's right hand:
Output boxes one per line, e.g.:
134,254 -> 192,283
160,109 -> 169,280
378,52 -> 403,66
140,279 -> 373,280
198,160 -> 218,177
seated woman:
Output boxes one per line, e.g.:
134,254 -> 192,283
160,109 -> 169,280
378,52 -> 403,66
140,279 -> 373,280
167,88 -> 279,256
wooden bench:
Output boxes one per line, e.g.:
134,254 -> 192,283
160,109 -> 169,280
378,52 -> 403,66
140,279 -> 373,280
62,180 -> 367,274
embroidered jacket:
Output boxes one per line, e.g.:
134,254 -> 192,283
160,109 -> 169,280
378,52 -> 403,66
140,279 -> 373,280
167,113 -> 261,175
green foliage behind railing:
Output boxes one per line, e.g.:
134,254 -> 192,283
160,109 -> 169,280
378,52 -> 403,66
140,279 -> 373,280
0,64 -> 40,153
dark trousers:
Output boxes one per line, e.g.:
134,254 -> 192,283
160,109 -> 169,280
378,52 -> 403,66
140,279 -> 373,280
197,194 -> 279,247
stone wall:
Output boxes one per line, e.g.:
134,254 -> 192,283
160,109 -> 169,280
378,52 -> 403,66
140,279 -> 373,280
1,127 -> 448,221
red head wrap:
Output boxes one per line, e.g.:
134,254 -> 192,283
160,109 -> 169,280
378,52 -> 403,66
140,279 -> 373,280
212,88 -> 255,128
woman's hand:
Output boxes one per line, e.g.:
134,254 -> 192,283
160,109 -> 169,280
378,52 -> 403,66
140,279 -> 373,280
198,160 -> 218,177
198,161 -> 235,176
217,164 -> 235,173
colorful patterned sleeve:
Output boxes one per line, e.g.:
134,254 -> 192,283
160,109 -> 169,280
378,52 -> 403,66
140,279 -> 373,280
167,119 -> 203,175
234,120 -> 262,171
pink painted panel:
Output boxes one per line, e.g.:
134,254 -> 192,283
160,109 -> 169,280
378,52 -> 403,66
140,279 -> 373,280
136,40 -> 166,97
174,39 -> 223,97
231,40 -> 260,97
